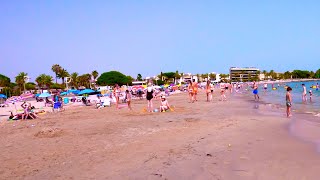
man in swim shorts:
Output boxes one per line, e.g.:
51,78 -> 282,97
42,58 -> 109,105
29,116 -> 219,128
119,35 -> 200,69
253,81 -> 259,101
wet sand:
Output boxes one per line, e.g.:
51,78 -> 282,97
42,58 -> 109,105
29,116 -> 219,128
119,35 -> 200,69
1,91 -> 320,180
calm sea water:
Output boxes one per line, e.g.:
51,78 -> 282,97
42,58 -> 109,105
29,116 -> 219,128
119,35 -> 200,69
242,81 -> 320,115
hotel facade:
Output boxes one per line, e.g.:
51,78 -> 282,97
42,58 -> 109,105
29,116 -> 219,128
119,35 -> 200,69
229,67 -> 260,82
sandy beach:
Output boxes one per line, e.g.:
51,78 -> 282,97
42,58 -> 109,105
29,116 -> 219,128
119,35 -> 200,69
1,91 -> 320,180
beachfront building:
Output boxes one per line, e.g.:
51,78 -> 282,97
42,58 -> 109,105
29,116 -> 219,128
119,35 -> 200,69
181,73 -> 198,83
230,67 -> 260,82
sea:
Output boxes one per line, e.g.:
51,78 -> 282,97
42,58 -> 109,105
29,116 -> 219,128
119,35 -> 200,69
245,80 -> 320,116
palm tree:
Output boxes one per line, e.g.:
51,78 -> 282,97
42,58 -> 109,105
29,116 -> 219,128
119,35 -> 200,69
36,74 -> 53,91
51,64 -> 62,83
174,70 -> 181,84
92,70 -> 99,81
77,74 -> 91,88
15,72 -> 28,93
70,72 -> 79,88
57,68 -> 69,84
209,73 -> 216,80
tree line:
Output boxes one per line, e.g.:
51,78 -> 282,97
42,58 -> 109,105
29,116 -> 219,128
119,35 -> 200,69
1,66 -> 319,97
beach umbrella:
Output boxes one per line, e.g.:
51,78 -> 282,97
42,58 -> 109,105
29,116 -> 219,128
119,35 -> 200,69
35,93 -> 40,97
78,89 -> 95,95
5,96 -> 23,104
72,90 -> 81,95
0,94 -> 7,99
20,93 -> 34,99
38,92 -> 51,98
60,92 -> 68,96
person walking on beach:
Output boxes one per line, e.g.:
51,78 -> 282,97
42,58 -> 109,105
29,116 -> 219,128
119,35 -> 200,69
192,79 -> 198,101
205,80 -> 212,102
113,84 -> 121,109
220,83 -> 227,101
187,80 -> 194,103
125,90 -> 132,110
253,81 -> 259,101
302,84 -> 307,102
146,83 -> 154,112
286,87 -> 292,118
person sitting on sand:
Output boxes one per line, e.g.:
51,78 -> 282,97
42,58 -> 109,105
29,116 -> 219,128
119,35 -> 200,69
160,95 -> 170,112
21,101 -> 30,120
286,86 -> 292,118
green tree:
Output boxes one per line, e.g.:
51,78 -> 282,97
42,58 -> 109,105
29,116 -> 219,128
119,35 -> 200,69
0,74 -> 11,87
209,73 -> 216,80
137,74 -> 143,81
15,72 -> 28,93
70,72 -> 79,88
97,71 -> 132,86
50,83 -> 64,89
57,68 -> 69,84
77,74 -> 92,88
25,82 -> 36,90
36,74 -> 53,90
51,64 -> 62,83
315,69 -> 320,78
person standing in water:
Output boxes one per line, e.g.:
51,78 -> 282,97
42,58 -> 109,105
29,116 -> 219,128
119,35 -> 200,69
146,82 -> 154,112
309,90 -> 313,102
286,87 -> 292,118
253,81 -> 259,101
316,83 -> 319,91
302,84 -> 307,102
263,83 -> 268,93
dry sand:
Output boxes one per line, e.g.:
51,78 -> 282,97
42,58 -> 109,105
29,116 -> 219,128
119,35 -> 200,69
1,91 -> 320,180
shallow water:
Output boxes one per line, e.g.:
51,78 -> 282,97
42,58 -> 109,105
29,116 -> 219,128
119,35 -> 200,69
241,80 -> 320,115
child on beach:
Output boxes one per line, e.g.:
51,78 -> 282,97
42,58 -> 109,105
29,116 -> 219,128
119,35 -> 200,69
126,90 -> 132,110
309,90 -> 313,102
160,95 -> 170,112
286,87 -> 292,118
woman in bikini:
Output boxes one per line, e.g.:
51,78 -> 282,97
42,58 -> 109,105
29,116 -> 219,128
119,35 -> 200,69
113,84 -> 121,109
146,83 -> 154,112
160,95 -> 170,112
187,80 -> 194,103
192,79 -> 198,101
205,80 -> 211,102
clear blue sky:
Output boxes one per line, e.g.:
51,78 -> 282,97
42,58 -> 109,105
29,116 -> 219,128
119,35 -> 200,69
1,0 -> 320,82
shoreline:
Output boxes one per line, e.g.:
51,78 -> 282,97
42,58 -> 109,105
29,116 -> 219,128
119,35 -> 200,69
1,91 -> 320,179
